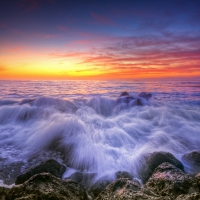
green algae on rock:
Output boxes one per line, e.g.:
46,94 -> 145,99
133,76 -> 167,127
5,173 -> 89,200
145,162 -> 193,196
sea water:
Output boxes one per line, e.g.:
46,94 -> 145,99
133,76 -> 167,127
0,80 -> 200,185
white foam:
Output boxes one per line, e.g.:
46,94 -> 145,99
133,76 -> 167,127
0,97 -> 200,182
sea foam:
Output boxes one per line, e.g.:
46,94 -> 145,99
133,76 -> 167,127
0,94 -> 200,183
0,80 -> 200,185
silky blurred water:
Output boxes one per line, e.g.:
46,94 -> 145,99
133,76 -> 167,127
0,80 -> 200,185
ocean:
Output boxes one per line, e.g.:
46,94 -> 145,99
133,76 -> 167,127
0,80 -> 200,185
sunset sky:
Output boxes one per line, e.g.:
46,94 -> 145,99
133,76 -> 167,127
0,0 -> 200,80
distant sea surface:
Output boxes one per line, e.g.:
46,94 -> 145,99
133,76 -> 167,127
0,80 -> 200,185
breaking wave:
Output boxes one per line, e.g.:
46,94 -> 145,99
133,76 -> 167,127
0,92 -> 200,183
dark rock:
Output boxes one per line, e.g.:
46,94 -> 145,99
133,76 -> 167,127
176,193 -> 200,200
115,91 -> 152,111
5,173 -> 89,200
95,178 -> 141,200
115,171 -> 133,180
193,173 -> 200,192
139,151 -> 184,183
182,151 -> 200,175
0,186 -> 10,199
145,162 -> 193,196
67,171 -> 96,188
136,98 -> 142,106
15,159 -> 66,185
119,91 -> 129,97
139,92 -> 152,100
89,179 -> 111,198
116,95 -> 135,105
95,178 -> 172,200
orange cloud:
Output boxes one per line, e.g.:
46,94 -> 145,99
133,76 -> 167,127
1,30 -> 200,80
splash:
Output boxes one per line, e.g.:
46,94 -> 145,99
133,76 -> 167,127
0,91 -> 200,184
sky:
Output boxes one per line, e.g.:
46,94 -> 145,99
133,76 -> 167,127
0,0 -> 200,80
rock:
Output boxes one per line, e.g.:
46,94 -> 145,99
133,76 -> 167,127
115,171 -> 133,180
182,151 -> 200,175
175,193 -> 200,200
139,92 -> 152,100
136,98 -> 142,106
139,151 -> 184,183
182,151 -> 200,165
0,186 -> 10,200
116,95 -> 135,105
193,173 -> 200,192
15,159 -> 66,185
95,178 -> 171,200
6,173 -> 89,200
145,162 -> 193,196
119,91 -> 129,97
114,91 -> 152,112
67,172 -> 96,188
89,179 -> 112,198
95,178 -> 141,200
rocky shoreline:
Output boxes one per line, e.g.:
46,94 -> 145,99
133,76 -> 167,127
1,151 -> 200,200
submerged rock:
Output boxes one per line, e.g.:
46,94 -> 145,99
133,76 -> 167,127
15,159 -> 66,185
115,171 -> 133,180
182,151 -> 200,175
116,95 -> 135,105
115,91 -> 152,111
119,91 -> 129,97
0,161 -> 24,185
145,162 -> 193,196
139,151 -> 184,183
136,98 -> 142,106
4,173 -> 89,200
139,92 -> 152,100
66,171 -> 96,188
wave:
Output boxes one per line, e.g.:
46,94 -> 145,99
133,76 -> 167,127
0,94 -> 200,183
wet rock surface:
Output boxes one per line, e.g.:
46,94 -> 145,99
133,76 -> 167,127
139,92 -> 152,100
15,159 -> 66,185
115,171 -> 133,180
4,173 -> 89,200
119,91 -> 129,97
66,171 -> 96,188
0,186 -> 11,200
1,151 -> 200,199
193,173 -> 200,192
89,179 -> 112,198
145,162 -> 193,196
175,193 -> 200,200
139,151 -> 184,183
115,91 -> 152,110
95,178 -> 172,200
182,151 -> 200,175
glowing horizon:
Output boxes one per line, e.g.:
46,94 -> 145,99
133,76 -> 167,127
0,0 -> 200,80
